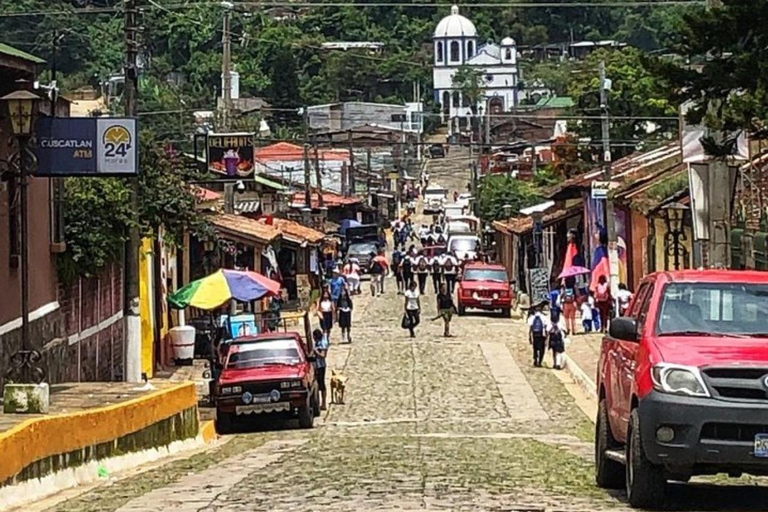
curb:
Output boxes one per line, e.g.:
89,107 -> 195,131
562,354 -> 597,400
200,420 -> 218,444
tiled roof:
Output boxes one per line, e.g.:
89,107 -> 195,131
192,185 -> 222,202
263,217 -> 325,244
535,96 -> 575,109
209,213 -> 281,244
291,191 -> 363,208
255,142 -> 349,162
493,203 -> 582,235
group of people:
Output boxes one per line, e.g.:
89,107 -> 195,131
549,276 -> 634,335
391,246 -> 461,296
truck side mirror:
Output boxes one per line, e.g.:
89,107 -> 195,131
609,317 -> 639,342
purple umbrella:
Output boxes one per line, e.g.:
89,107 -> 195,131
558,266 -> 591,279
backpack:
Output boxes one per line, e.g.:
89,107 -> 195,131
418,258 -> 428,271
370,259 -> 383,274
432,259 -> 441,272
392,251 -> 403,267
437,234 -> 446,244
444,258 -> 454,272
532,315 -> 545,336
563,288 -> 576,304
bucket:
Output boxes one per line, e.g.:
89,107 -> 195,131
169,325 -> 196,365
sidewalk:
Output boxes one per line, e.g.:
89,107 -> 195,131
564,332 -> 602,398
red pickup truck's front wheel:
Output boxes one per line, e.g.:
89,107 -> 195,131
626,409 -> 666,509
595,400 -> 623,489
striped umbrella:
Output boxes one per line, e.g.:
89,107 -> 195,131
168,269 -> 281,310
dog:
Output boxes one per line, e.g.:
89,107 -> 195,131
330,369 -> 348,404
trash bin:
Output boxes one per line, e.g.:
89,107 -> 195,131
169,325 -> 196,366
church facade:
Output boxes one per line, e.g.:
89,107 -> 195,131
432,5 -> 519,133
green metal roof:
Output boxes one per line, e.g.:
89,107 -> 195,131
535,96 -> 575,109
0,43 -> 45,64
254,173 -> 287,191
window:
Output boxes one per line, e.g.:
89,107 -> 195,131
657,282 -> 768,336
450,41 -> 460,62
505,48 -> 512,61
636,284 -> 655,332
436,41 -> 444,63
452,91 -> 460,107
461,94 -> 470,107
442,91 -> 450,113
463,268 -> 508,282
467,41 -> 474,58
225,338 -> 302,369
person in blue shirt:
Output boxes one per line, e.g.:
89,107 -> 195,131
312,329 -> 329,410
328,268 -> 347,304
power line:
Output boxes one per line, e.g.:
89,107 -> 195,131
0,0 -> 707,18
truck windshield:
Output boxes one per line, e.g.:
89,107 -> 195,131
350,242 -> 378,255
450,238 -> 478,252
657,283 -> 768,336
226,338 -> 302,369
463,269 -> 508,282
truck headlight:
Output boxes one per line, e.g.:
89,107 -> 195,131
281,381 -> 303,389
651,364 -> 710,398
492,293 -> 499,300
220,386 -> 242,395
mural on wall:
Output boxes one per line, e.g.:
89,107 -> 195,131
585,198 -> 628,289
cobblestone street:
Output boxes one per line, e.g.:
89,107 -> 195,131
40,152 -> 768,512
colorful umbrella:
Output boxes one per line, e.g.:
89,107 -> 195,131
558,266 -> 591,279
169,269 -> 281,310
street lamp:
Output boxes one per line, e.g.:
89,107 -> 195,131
2,87 -> 42,386
502,204 -> 513,218
661,202 -> 689,270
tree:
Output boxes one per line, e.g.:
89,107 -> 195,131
477,174 -> 542,221
659,1 -> 768,147
568,47 -> 677,159
452,65 -> 485,116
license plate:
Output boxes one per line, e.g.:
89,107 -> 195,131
754,434 -> 768,458
235,402 -> 289,415
480,299 -> 492,306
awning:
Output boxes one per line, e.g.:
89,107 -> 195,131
235,200 -> 261,213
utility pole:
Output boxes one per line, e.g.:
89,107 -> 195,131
312,133 -> 324,207
600,61 -> 620,294
220,2 -> 232,131
347,130 -> 355,197
303,106 -> 311,208
124,0 -> 141,383
366,147 -> 372,196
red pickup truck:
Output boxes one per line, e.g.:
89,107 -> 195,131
457,263 -> 513,317
595,270 -> 768,508
215,331 -> 320,434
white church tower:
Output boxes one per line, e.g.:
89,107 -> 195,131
432,5 -> 520,134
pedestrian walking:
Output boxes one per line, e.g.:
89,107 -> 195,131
317,289 -> 335,339
595,275 -> 611,332
403,281 -> 421,338
580,299 -> 593,333
617,283 -> 634,316
311,329 -> 329,410
337,288 -> 354,344
549,322 -> 566,370
341,258 -> 361,295
561,278 -> 579,335
370,250 -> 390,296
392,248 -> 405,294
402,250 -> 415,290
588,291 -> 600,332
528,305 -> 551,367
430,254 -> 443,294
415,252 -> 430,294
329,268 -> 346,304
442,252 -> 459,294
434,283 -> 457,337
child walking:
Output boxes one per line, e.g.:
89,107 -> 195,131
580,299 -> 593,333
434,283 -> 457,337
549,323 -> 566,370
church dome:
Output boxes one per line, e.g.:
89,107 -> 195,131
501,37 -> 516,46
434,5 -> 477,38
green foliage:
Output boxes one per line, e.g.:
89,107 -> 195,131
477,174 -> 543,222
646,172 -> 688,201
58,131 -> 210,282
658,1 -> 768,143
567,47 -> 678,159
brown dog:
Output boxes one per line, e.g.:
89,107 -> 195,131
330,369 -> 347,404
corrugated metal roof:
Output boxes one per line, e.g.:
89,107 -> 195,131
0,43 -> 45,64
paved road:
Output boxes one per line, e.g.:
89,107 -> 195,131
44,153 -> 768,512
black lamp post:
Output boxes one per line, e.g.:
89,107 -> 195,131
661,202 -> 689,270
2,88 -> 42,384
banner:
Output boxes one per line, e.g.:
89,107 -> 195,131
207,133 -> 254,177
34,117 -> 138,177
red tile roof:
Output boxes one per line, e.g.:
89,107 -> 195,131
209,213 -> 281,244
260,217 -> 326,244
192,185 -> 222,202
255,142 -> 349,162
493,203 -> 582,235
291,191 -> 362,208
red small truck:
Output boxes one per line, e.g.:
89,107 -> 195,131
457,262 -> 513,317
214,325 -> 320,434
596,270 -> 768,508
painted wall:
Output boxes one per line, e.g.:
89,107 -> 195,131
139,238 -> 155,378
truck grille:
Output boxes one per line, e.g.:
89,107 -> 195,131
701,422 -> 768,442
702,367 -> 768,402
241,381 -> 283,395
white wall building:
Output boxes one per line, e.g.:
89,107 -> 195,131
432,5 -> 519,134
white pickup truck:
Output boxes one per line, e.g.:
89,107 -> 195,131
423,185 -> 448,214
